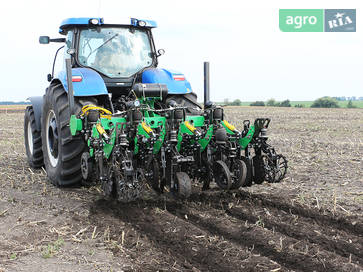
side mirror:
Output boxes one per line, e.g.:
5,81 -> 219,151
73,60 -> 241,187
157,49 -> 165,57
39,36 -> 50,44
47,74 -> 53,82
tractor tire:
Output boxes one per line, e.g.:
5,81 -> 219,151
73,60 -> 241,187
174,172 -> 192,199
166,93 -> 202,115
41,84 -> 93,186
252,156 -> 265,184
230,159 -> 247,189
24,106 -> 44,168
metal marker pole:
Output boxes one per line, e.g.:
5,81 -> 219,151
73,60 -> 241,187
65,58 -> 75,116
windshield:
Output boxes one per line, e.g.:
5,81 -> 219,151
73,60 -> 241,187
78,27 -> 153,78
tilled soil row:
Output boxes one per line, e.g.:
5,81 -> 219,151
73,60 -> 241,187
87,192 -> 362,272
189,190 -> 363,260
89,198 -> 286,271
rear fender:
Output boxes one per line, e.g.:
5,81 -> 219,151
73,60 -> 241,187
142,68 -> 193,94
27,96 -> 43,131
56,67 -> 108,97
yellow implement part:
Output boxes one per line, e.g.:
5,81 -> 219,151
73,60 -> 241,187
223,120 -> 236,131
96,123 -> 107,136
142,121 -> 153,134
81,105 -> 112,120
184,121 -> 196,133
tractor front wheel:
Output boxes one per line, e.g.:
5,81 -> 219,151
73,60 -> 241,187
24,106 -> 44,168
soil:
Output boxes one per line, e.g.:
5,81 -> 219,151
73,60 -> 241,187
0,107 -> 362,271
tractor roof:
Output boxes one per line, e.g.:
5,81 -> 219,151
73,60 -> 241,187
59,17 -> 157,34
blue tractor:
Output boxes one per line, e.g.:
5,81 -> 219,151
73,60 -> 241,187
24,17 -> 287,202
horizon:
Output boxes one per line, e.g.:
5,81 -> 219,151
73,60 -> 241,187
2,96 -> 363,104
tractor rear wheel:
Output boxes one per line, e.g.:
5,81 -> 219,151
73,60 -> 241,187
24,106 -> 44,168
166,93 -> 202,115
41,84 -> 92,186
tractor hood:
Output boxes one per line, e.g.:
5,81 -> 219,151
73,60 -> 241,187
142,68 -> 193,94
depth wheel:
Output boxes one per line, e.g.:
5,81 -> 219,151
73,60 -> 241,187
230,159 -> 247,189
274,155 -> 288,182
81,152 -> 95,186
253,156 -> 265,184
174,172 -> 192,199
263,155 -> 276,183
146,159 -> 160,192
240,157 -> 252,187
24,106 -> 44,168
213,160 -> 232,190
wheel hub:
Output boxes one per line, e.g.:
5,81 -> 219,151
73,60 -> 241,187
46,110 -> 59,167
27,121 -> 34,155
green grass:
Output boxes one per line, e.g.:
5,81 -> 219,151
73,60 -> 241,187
10,252 -> 17,260
41,238 -> 64,258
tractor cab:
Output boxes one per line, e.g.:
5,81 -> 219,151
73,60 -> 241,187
61,17 -> 160,96
40,17 -> 200,112
41,17 -> 160,96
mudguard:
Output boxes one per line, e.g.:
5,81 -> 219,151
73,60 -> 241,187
56,68 -> 108,97
28,96 -> 43,131
142,68 -> 192,94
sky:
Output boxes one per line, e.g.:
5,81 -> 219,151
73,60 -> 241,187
0,0 -> 362,102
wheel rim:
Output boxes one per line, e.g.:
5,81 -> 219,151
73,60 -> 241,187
27,121 -> 33,155
46,110 -> 59,167
214,160 -> 232,190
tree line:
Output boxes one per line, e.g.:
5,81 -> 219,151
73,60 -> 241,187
248,97 -> 358,108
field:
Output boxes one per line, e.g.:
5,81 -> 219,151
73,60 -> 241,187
0,106 -> 362,271
235,101 -> 363,108
0,105 -> 28,112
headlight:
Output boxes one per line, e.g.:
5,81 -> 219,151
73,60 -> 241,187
138,20 -> 146,27
90,18 -> 99,25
